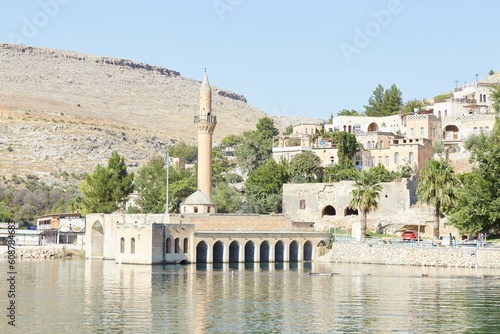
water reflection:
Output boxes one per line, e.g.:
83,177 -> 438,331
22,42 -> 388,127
2,260 -> 500,333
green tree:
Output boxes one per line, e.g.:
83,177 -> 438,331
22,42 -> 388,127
364,84 -> 386,116
370,164 -> 395,182
168,142 -> 198,164
168,164 -> 196,213
212,183 -> 243,213
349,170 -> 382,237
221,134 -> 242,148
403,99 -> 425,114
244,159 -> 290,213
289,151 -> 322,183
80,151 -> 134,214
383,84 -> 403,115
416,159 -> 458,239
337,109 -> 361,116
256,116 -> 279,139
283,125 -> 293,135
489,69 -> 495,76
134,156 -> 167,213
323,165 -> 357,182
490,83 -> 500,114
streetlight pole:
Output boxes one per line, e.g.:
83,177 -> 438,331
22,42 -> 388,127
165,149 -> 170,214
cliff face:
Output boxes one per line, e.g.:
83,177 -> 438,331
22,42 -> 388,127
0,43 -> 270,184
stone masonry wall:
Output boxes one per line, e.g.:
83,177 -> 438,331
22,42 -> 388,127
318,243 -> 500,268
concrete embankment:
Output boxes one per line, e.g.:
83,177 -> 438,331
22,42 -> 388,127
0,245 -> 85,259
318,243 -> 500,268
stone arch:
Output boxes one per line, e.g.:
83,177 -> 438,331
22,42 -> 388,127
183,238 -> 189,253
367,122 -> 379,132
91,221 -> 104,257
260,241 -> 270,263
244,241 -> 255,263
196,241 -> 208,263
289,241 -> 299,262
229,241 -> 239,263
213,241 -> 224,263
322,205 -> 336,217
175,238 -> 181,253
275,240 -> 285,262
303,241 -> 313,261
444,125 -> 460,140
344,207 -> 359,216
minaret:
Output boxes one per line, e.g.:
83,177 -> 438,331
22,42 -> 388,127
195,70 -> 217,199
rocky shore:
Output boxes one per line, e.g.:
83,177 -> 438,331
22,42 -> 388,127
0,246 -> 84,259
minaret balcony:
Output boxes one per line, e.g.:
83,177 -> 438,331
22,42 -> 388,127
194,115 -> 217,124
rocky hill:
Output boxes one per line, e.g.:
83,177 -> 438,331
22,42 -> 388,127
0,43 -> 321,184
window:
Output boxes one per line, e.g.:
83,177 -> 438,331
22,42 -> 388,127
131,238 -> 135,254
410,128 -> 414,137
394,152 -> 399,164
484,94 -> 487,102
420,127 -> 425,136
371,157 -> 375,167
300,199 -> 306,209
385,156 -> 389,166
166,238 -> 172,253
194,206 -> 198,213
329,156 -> 335,166
378,156 -> 382,165
444,110 -> 448,116
183,238 -> 189,253
409,152 -> 414,164
120,237 -> 125,254
380,140 -> 384,149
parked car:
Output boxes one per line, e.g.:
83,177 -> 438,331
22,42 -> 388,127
402,230 -> 418,241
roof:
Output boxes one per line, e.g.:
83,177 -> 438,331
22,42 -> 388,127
200,71 -> 211,92
183,190 -> 214,205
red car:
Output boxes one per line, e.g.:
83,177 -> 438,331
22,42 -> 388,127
402,230 -> 418,241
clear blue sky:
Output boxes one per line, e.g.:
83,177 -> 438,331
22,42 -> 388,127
1,0 -> 499,120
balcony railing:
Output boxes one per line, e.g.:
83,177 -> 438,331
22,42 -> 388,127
194,115 -> 217,124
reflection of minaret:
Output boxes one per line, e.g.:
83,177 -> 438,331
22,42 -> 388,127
195,70 -> 217,199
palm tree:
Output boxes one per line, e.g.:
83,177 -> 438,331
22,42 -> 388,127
349,170 -> 382,238
416,159 -> 458,239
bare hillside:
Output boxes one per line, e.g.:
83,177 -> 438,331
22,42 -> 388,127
0,43 -> 303,183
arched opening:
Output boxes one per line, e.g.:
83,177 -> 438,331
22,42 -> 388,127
322,205 -> 336,217
344,207 -> 359,216
245,241 -> 255,263
260,241 -> 270,263
229,241 -> 239,263
166,238 -> 172,253
130,238 -> 135,254
367,122 -> 379,132
303,241 -> 313,261
175,238 -> 180,253
444,125 -> 460,140
275,241 -> 285,262
196,241 -> 208,263
91,221 -> 104,257
183,238 -> 189,254
289,241 -> 299,262
120,237 -> 125,254
213,241 -> 224,263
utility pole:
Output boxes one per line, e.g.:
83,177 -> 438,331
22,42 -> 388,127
165,149 -> 170,214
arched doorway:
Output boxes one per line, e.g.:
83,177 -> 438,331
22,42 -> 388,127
196,241 -> 208,263
368,122 -> 379,132
245,241 -> 255,263
91,221 -> 104,257
444,125 -> 460,140
303,241 -> 313,261
229,241 -> 239,263
275,241 -> 285,262
344,207 -> 359,216
289,241 -> 299,262
260,241 -> 270,263
322,205 -> 336,217
213,241 -> 224,263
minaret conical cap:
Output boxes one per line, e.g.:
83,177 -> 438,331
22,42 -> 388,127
201,69 -> 211,92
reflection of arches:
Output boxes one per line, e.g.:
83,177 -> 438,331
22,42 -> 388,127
303,241 -> 313,261
91,221 -> 104,257
196,241 -> 208,263
322,205 -> 336,217
275,241 -> 285,262
229,241 -> 239,263
344,207 -> 359,216
289,241 -> 299,262
260,241 -> 270,263
213,241 -> 224,263
368,122 -> 379,132
245,241 -> 255,263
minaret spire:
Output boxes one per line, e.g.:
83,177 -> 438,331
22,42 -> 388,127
195,70 -> 217,199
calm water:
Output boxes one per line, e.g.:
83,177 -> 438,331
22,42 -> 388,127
1,259 -> 500,333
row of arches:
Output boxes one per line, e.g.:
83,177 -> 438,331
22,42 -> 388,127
322,205 -> 359,218
196,240 -> 314,263
166,237 -> 188,254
